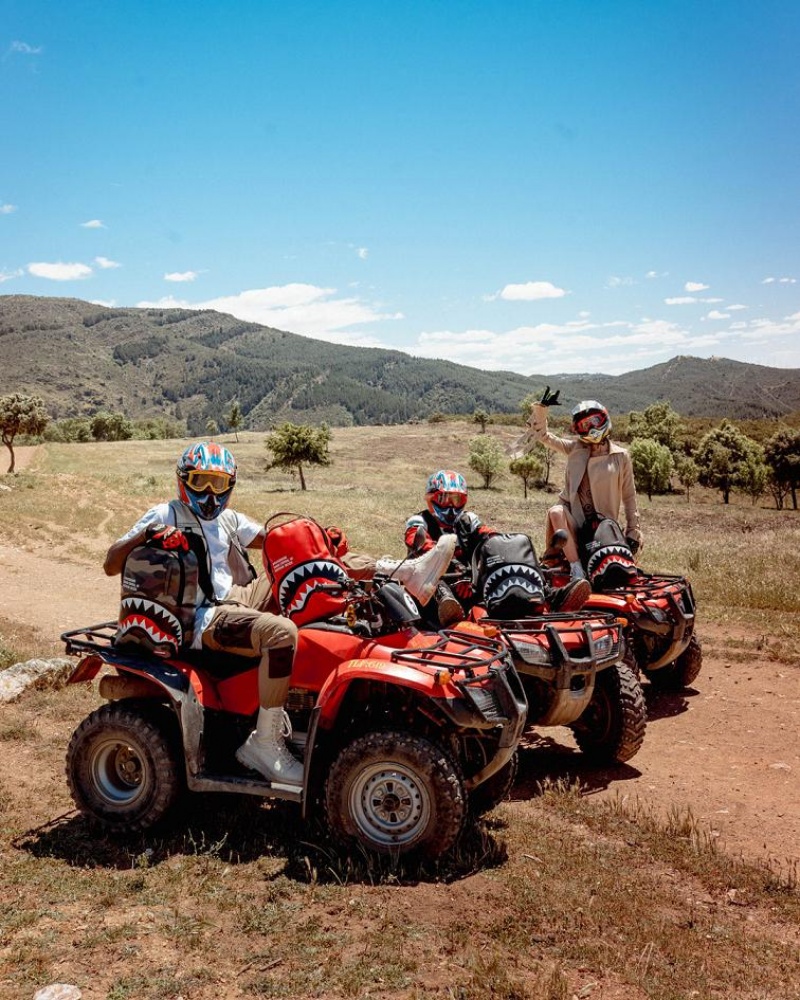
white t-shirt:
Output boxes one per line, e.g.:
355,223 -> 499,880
118,502 -> 262,647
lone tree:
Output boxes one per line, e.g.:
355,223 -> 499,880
763,426 -> 800,510
628,402 -> 683,454
473,408 -> 490,433
265,421 -> 331,491
468,434 -> 504,489
694,420 -> 762,504
227,400 -> 244,442
629,437 -> 674,500
675,455 -> 699,500
509,453 -> 544,499
0,393 -> 49,473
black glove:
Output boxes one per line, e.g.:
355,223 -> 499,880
626,536 -> 640,555
539,385 -> 561,407
146,523 -> 189,552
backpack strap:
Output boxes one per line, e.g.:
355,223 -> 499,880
218,509 -> 258,584
168,499 -> 215,602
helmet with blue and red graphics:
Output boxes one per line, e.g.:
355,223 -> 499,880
571,400 -> 611,445
176,441 -> 237,520
425,469 -> 468,527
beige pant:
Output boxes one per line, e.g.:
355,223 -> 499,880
545,503 -> 581,565
202,574 -> 298,709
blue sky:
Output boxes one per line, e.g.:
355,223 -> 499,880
2,1 -> 799,376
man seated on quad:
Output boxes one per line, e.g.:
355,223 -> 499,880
403,469 -> 590,627
104,441 -> 456,788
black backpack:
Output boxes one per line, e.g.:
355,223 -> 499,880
472,532 -> 546,619
582,517 -> 638,591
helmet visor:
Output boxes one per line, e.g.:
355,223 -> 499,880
574,412 -> 606,435
430,489 -> 467,509
185,470 -> 234,495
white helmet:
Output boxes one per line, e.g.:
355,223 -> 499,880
571,400 -> 611,444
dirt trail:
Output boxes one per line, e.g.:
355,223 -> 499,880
0,534 -> 798,868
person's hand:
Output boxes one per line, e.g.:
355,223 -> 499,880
146,524 -> 189,552
539,385 -> 561,406
626,535 -> 641,555
453,579 -> 474,601
326,524 -> 350,556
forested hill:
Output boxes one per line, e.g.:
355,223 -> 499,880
2,295 -> 800,434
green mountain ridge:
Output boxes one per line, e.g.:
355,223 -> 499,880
2,295 -> 799,434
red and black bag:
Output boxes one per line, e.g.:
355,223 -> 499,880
581,517 -> 638,591
262,514 -> 351,625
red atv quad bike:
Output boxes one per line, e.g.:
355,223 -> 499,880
457,609 -> 646,765
61,573 -> 526,862
436,530 -> 646,765
540,523 -> 702,692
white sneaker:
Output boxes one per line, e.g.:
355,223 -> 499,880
377,534 -> 457,605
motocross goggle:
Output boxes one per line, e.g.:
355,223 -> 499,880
183,470 -> 235,494
429,489 -> 467,509
573,412 -> 607,436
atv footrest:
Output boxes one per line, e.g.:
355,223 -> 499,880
187,772 -> 302,803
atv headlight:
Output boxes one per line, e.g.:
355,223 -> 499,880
510,640 -> 552,666
648,607 -> 668,624
594,634 -> 615,656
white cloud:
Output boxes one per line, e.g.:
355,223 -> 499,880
164,270 -> 198,283
413,317 -> 681,375
607,275 -> 634,288
578,310 -> 591,318
28,261 -> 92,281
80,219 -> 106,229
498,280 -> 566,301
762,277 -> 776,284
705,310 -> 730,320
10,41 -> 43,55
90,299 -> 117,307
357,247 -> 369,260
645,270 -> 669,279
726,303 -> 747,311
779,277 -> 796,284
0,204 -> 17,215
137,282 -> 402,344
0,268 -> 23,283
94,256 -> 120,269
685,281 -> 709,292
665,296 -> 722,306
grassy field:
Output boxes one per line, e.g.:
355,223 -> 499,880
1,425 -> 799,1000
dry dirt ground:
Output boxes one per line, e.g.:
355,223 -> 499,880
2,444 -> 798,870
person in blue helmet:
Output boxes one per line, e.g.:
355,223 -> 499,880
404,469 -> 589,626
104,441 -> 456,787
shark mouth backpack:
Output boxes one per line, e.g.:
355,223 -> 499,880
115,540 -> 201,657
472,532 -> 546,620
582,517 -> 638,591
262,514 -> 351,625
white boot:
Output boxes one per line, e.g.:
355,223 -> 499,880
236,707 -> 304,785
375,534 -> 457,605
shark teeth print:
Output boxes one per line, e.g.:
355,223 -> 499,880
587,545 -> 634,576
278,559 -> 350,615
118,596 -> 183,645
482,563 -> 545,602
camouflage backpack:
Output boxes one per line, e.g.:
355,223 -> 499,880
115,539 -> 201,658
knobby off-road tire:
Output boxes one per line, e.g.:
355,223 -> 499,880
469,751 -> 519,817
66,701 -> 182,833
325,731 -> 466,860
646,634 -> 703,692
570,663 -> 646,764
